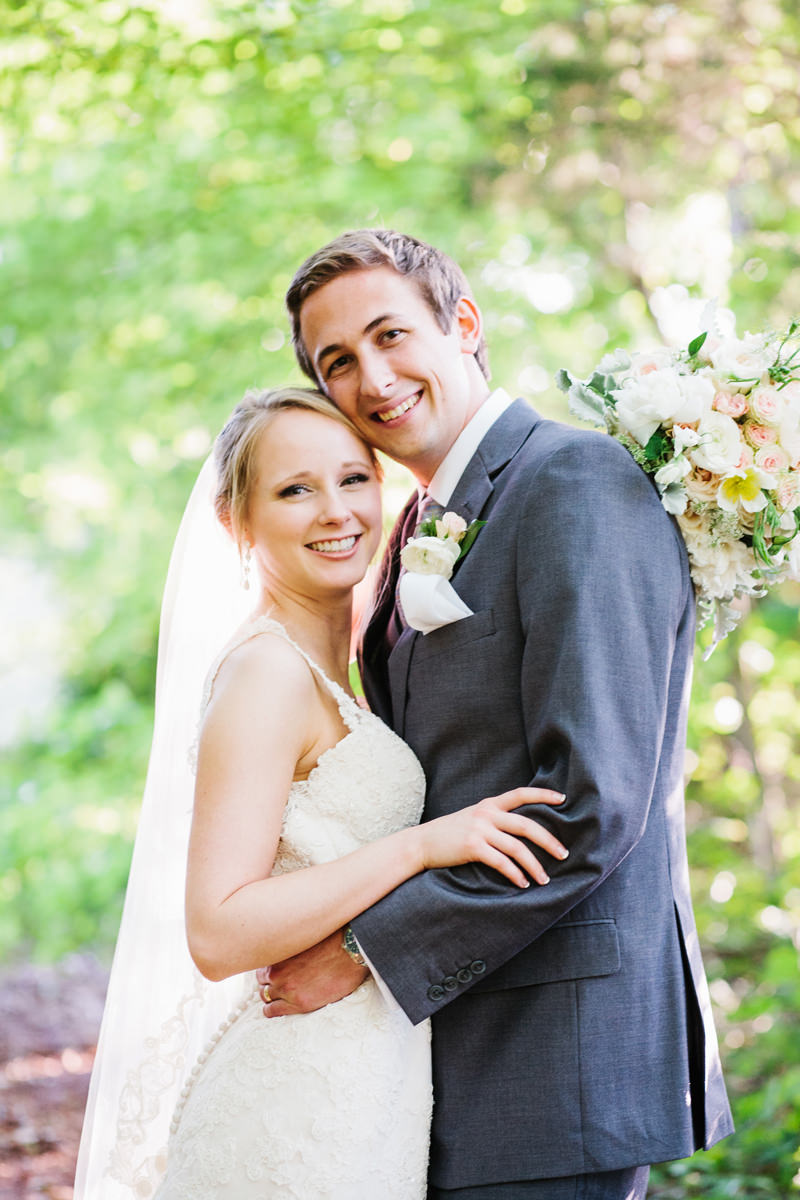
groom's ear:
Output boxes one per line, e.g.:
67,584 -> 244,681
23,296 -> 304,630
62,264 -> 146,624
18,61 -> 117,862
454,296 -> 483,356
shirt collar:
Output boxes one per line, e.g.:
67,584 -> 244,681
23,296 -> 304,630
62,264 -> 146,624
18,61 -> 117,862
425,388 -> 514,506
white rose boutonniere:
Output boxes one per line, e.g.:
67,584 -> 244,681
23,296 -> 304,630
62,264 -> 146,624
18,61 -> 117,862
399,510 -> 485,634
400,534 -> 462,578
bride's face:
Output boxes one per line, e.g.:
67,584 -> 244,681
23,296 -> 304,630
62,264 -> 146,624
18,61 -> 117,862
244,408 -> 382,600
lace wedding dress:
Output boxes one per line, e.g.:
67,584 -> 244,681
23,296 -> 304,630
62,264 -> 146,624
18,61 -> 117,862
153,615 -> 432,1199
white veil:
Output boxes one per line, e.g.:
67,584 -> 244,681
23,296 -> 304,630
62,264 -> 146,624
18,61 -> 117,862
74,456 -> 255,1199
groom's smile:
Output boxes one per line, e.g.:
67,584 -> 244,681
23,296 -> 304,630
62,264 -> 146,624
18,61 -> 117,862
299,266 -> 489,485
373,390 -> 423,423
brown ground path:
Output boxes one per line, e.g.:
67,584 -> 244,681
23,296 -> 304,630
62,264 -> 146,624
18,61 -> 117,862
0,957 -> 108,1200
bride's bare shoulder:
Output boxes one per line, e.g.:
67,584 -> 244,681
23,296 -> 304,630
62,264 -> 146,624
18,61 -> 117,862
207,626 -> 317,716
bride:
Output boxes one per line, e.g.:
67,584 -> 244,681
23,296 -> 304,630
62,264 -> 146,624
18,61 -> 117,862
75,386 -> 567,1199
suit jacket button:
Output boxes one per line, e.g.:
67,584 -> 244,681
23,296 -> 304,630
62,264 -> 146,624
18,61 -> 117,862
442,975 -> 458,992
427,984 -> 445,1001
470,959 -> 486,975
456,968 -> 473,984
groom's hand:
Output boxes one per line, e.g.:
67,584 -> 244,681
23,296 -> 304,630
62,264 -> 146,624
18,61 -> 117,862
256,928 -> 369,1017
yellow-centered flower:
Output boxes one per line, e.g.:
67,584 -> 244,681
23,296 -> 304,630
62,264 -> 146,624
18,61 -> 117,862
717,468 -> 768,514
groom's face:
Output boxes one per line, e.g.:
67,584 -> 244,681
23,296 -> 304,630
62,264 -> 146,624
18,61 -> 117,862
298,266 -> 486,485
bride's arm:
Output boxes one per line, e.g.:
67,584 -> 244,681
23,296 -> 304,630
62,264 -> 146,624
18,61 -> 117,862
186,635 -> 566,983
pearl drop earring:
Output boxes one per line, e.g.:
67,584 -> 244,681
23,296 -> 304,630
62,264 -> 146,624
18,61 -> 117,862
241,544 -> 252,590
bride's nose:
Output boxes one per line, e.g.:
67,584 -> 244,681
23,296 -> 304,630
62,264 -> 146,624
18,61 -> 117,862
317,487 -> 351,524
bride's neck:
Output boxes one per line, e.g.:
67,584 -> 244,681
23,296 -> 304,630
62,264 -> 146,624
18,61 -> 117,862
253,586 -> 354,687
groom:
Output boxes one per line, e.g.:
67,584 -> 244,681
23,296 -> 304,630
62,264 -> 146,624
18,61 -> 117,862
260,230 -> 733,1197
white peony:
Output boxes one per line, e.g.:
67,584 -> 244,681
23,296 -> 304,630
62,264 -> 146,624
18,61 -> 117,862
400,535 -> 461,578
613,367 -> 713,446
690,411 -> 746,474
708,333 -> 772,387
680,527 -> 756,600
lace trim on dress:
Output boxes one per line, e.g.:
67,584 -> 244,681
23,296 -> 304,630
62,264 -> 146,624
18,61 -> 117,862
106,975 -> 204,1193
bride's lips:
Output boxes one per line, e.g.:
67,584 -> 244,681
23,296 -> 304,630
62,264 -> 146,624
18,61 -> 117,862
372,391 -> 423,424
306,533 -> 362,557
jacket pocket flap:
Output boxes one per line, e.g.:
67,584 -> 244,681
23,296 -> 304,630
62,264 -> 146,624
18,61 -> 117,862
469,919 -> 620,993
413,607 -> 496,659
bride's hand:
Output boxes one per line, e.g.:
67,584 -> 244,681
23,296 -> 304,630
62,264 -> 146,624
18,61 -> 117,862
417,787 -> 568,888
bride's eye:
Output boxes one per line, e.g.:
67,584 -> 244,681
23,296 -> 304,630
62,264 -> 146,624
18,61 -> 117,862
341,472 -> 370,487
278,483 -> 311,498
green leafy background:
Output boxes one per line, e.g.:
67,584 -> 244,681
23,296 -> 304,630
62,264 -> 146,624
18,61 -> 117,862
2,0 -> 799,1193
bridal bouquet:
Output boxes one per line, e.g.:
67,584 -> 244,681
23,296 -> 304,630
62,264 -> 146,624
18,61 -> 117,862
557,307 -> 800,650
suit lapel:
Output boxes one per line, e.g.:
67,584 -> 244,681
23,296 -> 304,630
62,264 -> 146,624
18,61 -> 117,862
361,400 -> 542,729
359,493 -> 419,724
449,399 -> 540,517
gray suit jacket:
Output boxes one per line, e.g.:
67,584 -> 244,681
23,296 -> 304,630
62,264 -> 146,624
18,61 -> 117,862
354,401 -> 733,1189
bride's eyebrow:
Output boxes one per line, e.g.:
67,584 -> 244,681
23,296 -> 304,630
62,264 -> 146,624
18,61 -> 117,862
271,469 -> 313,486
271,460 -> 371,488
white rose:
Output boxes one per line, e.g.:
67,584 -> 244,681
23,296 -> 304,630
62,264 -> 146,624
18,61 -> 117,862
400,535 -> 461,578
690,411 -> 745,474
435,512 -> 468,540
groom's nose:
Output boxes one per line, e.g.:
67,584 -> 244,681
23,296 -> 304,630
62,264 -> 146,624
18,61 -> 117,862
359,347 -> 396,397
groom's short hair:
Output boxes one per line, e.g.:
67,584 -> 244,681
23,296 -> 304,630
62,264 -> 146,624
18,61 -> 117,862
286,229 -> 490,382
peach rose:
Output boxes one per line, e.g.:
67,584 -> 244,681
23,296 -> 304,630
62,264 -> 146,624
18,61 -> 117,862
755,445 -> 789,475
684,468 -> 721,504
776,476 -> 800,510
744,422 -> 775,449
713,391 -> 748,418
749,385 -> 783,426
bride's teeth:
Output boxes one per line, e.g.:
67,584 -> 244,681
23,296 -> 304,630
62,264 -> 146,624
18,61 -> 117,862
376,394 -> 420,423
309,536 -> 357,553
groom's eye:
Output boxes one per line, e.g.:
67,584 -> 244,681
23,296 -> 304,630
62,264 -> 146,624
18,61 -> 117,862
326,354 -> 351,378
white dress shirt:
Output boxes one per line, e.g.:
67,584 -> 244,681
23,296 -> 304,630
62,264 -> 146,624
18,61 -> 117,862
426,387 -> 514,506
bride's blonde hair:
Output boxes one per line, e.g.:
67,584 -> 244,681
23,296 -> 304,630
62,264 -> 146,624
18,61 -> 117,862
213,386 -> 381,544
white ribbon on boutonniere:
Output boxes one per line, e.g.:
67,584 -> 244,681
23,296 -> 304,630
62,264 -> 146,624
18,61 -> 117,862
398,510 -> 485,634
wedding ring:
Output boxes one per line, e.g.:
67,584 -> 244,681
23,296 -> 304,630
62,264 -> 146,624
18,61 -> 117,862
261,984 -> 272,1004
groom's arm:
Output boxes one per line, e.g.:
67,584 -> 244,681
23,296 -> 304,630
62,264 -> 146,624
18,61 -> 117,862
346,432 -> 694,1023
